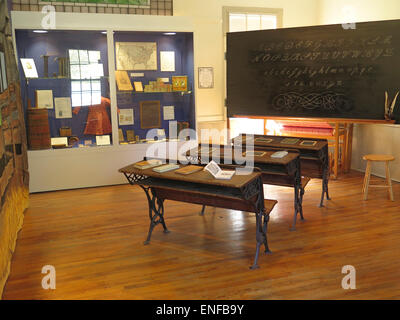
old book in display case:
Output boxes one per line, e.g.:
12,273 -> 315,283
115,70 -> 133,91
27,108 -> 51,150
134,81 -> 143,92
126,129 -> 135,142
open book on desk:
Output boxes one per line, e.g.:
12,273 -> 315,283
204,160 -> 235,180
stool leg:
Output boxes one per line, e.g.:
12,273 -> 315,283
363,161 -> 372,200
362,161 -> 368,194
362,168 -> 367,194
385,161 -> 394,201
341,133 -> 346,174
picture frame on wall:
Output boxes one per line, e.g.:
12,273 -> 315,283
198,67 -> 214,89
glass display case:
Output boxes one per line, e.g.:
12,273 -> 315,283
15,29 -> 196,151
113,31 -> 195,144
15,29 -> 111,150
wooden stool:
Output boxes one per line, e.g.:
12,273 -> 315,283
362,154 -> 395,201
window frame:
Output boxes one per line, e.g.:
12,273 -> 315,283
69,49 -> 103,107
222,6 -> 283,127
223,6 -> 283,36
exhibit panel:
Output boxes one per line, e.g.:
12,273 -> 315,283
113,31 -> 195,144
15,29 -> 111,150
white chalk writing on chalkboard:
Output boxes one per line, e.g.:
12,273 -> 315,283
257,35 -> 393,52
272,92 -> 352,112
251,48 -> 394,64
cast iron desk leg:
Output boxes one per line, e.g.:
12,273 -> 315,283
263,214 -> 272,254
142,187 -> 170,245
290,188 -> 299,231
290,159 -> 303,231
299,186 -> 305,220
250,211 -> 270,270
290,184 -> 302,231
325,177 -> 331,201
319,171 -> 331,207
319,146 -> 331,207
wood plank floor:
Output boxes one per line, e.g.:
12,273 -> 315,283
3,171 -> 400,300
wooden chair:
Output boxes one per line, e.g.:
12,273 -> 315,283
362,154 -> 395,201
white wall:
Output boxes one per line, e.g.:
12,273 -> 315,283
319,0 -> 400,25
319,0 -> 400,181
174,0 -> 320,122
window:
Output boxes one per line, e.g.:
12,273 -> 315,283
224,7 -> 282,34
229,13 -> 278,32
223,7 -> 282,136
68,49 -> 103,107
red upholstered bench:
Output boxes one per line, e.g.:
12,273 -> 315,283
279,121 -> 334,136
271,120 -> 347,178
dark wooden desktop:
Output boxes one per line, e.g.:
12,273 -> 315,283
186,144 -> 304,230
233,134 -> 330,207
119,162 -> 277,269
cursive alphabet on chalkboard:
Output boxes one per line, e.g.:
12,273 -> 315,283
257,35 -> 393,52
263,65 -> 375,80
272,92 -> 353,112
251,47 -> 394,64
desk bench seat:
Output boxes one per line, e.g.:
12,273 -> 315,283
301,177 -> 311,189
264,199 -> 278,214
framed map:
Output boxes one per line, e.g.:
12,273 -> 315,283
116,42 -> 157,71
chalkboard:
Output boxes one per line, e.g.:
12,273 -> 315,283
227,19 -> 400,122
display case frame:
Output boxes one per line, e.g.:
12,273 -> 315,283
11,11 -> 198,192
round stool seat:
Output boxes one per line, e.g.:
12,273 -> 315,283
363,154 -> 395,162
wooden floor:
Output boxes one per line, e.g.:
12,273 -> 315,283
3,171 -> 400,300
